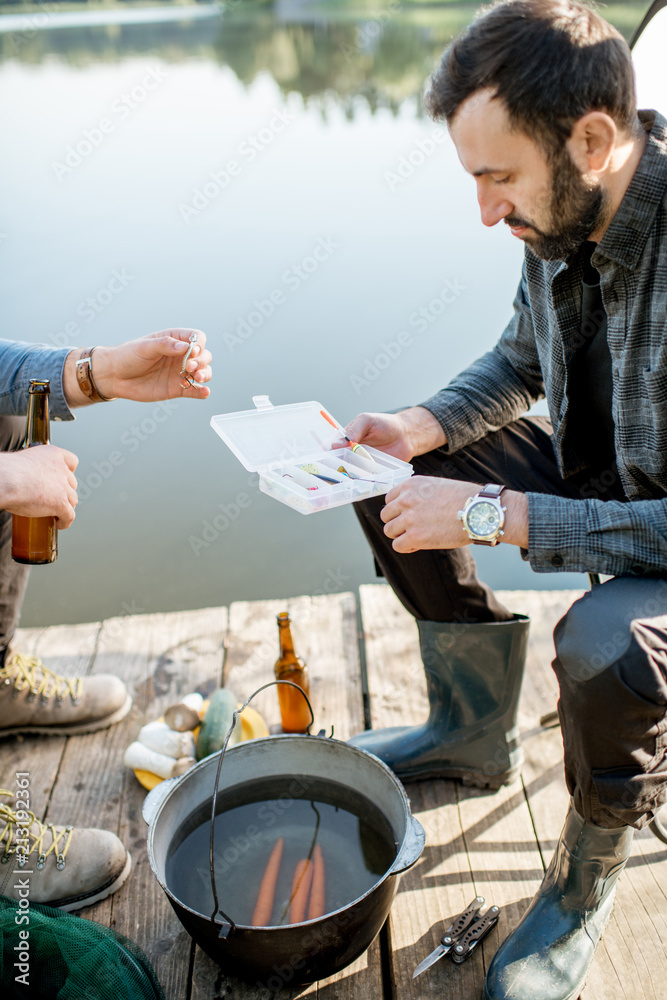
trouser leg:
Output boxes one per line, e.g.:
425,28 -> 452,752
353,415 -> 579,623
0,416 -> 29,663
553,575 -> 667,829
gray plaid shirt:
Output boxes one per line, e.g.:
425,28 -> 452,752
420,109 -> 667,577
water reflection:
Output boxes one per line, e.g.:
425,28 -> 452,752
0,1 -> 649,114
0,0 -> 651,625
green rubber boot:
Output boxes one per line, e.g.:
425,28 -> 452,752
348,614 -> 529,789
484,800 -> 634,1000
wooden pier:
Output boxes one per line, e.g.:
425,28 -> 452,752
4,585 -> 667,999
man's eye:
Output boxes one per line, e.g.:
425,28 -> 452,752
493,176 -> 510,185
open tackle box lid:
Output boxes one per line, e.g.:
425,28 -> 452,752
210,396 -> 413,515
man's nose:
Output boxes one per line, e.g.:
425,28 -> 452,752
476,184 -> 513,228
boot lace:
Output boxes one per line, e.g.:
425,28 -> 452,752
1,652 -> 82,706
0,790 -> 73,870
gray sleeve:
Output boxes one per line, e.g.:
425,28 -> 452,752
0,340 -> 75,421
527,492 -> 667,575
418,267 -> 545,453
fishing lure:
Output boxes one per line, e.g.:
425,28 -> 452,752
319,410 -> 376,464
180,332 -> 200,390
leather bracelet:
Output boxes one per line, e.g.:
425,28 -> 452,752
75,347 -> 117,402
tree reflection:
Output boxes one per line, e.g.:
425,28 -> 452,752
0,0 -> 649,114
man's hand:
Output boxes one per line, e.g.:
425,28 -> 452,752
343,407 -> 447,462
381,477 -> 529,552
0,446 -> 79,528
66,329 -> 212,406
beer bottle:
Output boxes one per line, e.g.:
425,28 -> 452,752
274,612 -> 311,733
11,380 -> 58,565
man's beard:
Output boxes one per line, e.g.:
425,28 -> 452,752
506,148 -> 609,261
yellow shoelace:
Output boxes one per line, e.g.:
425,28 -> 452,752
0,790 -> 73,870
1,653 -> 82,705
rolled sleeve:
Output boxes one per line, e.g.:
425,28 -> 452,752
0,340 -> 75,421
527,492 -> 667,576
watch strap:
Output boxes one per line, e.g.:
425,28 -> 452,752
478,483 -> 505,500
75,347 -> 116,402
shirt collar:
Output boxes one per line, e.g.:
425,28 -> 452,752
595,109 -> 667,271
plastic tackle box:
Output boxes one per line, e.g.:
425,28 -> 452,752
210,396 -> 413,515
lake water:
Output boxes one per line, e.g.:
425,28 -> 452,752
0,0 -> 649,626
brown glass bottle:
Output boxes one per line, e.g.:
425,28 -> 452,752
274,612 -> 311,733
12,380 -> 57,565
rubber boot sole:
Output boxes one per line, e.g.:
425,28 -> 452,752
56,851 -> 133,912
483,980 -> 584,1000
0,692 -> 133,737
391,761 -> 522,790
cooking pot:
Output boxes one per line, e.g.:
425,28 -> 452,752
143,734 -> 425,987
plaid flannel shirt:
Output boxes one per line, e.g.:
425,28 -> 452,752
420,109 -> 667,577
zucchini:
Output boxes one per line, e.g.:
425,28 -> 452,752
196,689 -> 241,761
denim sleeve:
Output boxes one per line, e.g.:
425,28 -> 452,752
527,492 -> 667,575
0,340 -> 75,421
418,267 -> 545,453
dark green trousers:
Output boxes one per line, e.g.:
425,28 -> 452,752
353,416 -> 667,828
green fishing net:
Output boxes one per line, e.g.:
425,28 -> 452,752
0,895 -> 166,1000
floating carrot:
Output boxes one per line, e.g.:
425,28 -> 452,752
251,837 -> 284,926
307,844 -> 326,920
288,857 -> 313,924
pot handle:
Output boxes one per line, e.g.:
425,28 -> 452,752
389,815 -> 426,875
142,776 -> 181,827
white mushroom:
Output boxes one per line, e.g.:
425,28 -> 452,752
123,741 -> 195,779
138,720 -> 196,759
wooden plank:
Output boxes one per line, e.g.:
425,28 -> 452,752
222,593 -> 365,740
358,585 -> 567,999
190,592 -> 383,1000
43,606 -> 227,1000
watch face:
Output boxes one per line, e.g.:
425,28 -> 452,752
467,500 -> 501,537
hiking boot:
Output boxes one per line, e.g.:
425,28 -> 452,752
0,652 -> 132,737
348,615 -> 529,789
0,789 -> 132,911
484,799 -> 633,1000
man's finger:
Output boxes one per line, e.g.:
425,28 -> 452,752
344,414 -> 373,442
380,499 -> 402,523
61,448 -> 79,472
55,506 -> 76,530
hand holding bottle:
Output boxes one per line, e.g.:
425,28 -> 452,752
1,446 -> 78,528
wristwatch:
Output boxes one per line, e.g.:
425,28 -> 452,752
457,483 -> 507,546
75,347 -> 116,402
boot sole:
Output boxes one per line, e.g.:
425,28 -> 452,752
394,763 -> 521,790
55,851 -> 133,912
483,982 -> 584,1000
0,693 -> 133,737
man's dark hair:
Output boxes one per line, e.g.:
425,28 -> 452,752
426,0 -> 639,156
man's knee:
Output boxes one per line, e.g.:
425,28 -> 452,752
554,577 -> 667,684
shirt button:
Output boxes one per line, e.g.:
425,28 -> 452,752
551,554 -> 564,567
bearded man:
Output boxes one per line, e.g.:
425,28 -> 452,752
345,1 -> 667,997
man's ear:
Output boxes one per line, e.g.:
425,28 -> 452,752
566,112 -> 617,176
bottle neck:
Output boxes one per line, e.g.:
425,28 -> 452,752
25,387 -> 50,447
277,615 -> 296,658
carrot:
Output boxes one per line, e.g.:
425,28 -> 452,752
288,857 -> 313,924
251,837 -> 284,926
307,844 -> 326,920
